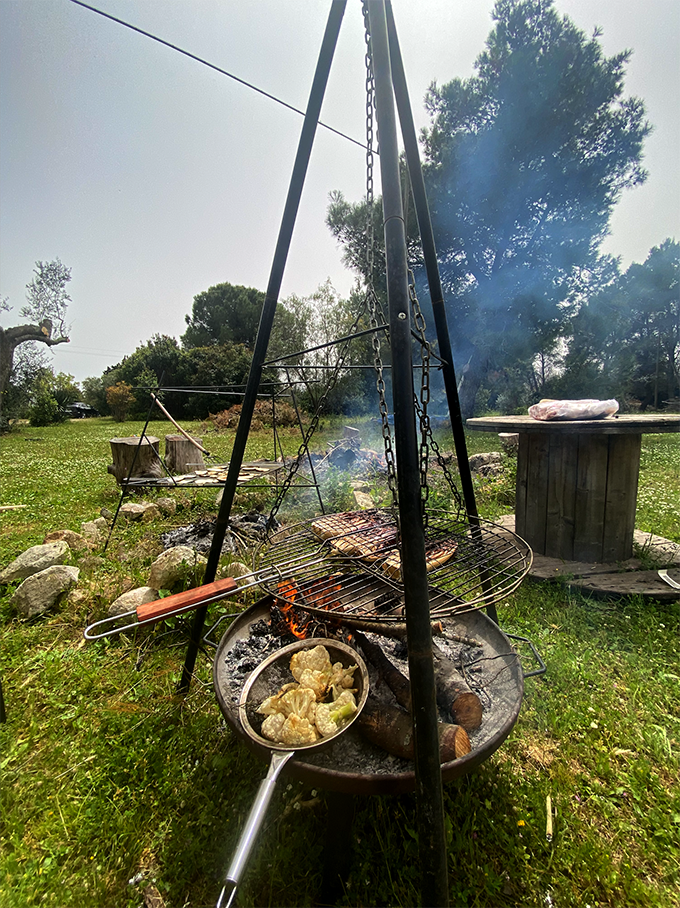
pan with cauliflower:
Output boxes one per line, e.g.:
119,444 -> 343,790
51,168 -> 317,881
256,644 -> 359,746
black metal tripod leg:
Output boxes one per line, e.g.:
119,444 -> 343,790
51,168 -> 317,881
318,791 -> 356,906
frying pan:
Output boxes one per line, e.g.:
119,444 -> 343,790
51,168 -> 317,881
215,637 -> 369,908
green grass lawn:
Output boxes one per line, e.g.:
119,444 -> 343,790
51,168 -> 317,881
1,417 -> 678,907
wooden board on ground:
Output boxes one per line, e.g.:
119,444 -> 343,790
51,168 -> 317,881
494,513 -> 680,599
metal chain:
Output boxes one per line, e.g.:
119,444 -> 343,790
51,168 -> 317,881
362,1 -> 399,513
408,268 -> 431,522
408,268 -> 463,519
267,310 -> 366,525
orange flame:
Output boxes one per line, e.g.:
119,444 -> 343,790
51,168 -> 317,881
275,576 -> 344,638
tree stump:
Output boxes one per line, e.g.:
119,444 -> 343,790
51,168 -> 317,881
107,436 -> 162,485
164,435 -> 206,474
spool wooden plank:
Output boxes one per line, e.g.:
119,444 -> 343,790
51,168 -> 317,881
601,434 -> 640,562
514,434 -> 529,541
545,433 -> 578,560
573,434 -> 609,561
520,434 -> 550,553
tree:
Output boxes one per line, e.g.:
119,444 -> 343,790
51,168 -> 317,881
282,280 -> 378,415
181,280 -> 309,365
0,259 -> 71,428
328,0 -> 649,416
181,283 -> 266,349
27,369 -> 79,426
82,375 -> 110,416
561,239 -> 680,406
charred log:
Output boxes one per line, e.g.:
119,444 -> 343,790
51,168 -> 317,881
432,641 -> 483,730
358,698 -> 470,762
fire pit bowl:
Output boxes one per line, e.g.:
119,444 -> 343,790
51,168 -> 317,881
213,595 -> 527,795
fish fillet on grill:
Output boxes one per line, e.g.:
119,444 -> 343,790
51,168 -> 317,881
311,510 -> 398,561
380,537 -> 459,581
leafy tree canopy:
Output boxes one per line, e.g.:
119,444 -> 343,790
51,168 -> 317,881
182,283 -> 265,349
561,239 -> 680,407
328,0 -> 650,415
105,334 -> 255,420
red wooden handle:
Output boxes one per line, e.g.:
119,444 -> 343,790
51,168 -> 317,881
136,577 -> 239,623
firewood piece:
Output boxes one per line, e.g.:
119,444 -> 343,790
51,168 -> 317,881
432,642 -> 483,730
358,699 -> 470,762
353,630 -> 411,711
107,437 -> 162,486
336,618 -> 443,639
164,434 -> 206,474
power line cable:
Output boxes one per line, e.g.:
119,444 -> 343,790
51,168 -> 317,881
68,0 -> 369,152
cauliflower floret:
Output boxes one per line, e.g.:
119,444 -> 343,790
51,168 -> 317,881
279,714 -> 319,746
330,662 -> 357,699
314,690 -> 358,737
290,645 -> 332,682
297,668 -> 331,701
261,713 -> 286,741
277,686 -> 317,721
257,682 -> 298,716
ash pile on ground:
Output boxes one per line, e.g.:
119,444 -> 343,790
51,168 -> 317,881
161,511 -> 276,555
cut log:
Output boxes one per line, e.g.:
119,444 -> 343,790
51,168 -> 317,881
354,630 -> 412,710
165,434 -> 206,474
358,699 -> 470,762
107,436 -> 163,486
432,642 -> 483,730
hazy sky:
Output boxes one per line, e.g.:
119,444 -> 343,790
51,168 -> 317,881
1,0 -> 678,384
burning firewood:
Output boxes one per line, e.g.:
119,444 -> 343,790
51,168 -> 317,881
358,698 -> 470,762
353,630 -> 411,711
432,642 -> 484,730
337,617 -> 444,639
355,629 -> 483,731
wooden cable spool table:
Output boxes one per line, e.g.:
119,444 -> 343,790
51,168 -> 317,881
467,414 -> 680,564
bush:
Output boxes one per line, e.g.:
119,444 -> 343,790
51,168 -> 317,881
206,399 -> 299,432
106,381 -> 135,422
28,392 -> 65,426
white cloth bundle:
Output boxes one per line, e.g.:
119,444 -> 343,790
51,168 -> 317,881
528,399 -> 619,421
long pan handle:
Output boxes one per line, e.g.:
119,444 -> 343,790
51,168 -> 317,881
136,577 -> 238,622
84,577 -> 240,640
217,749 -> 295,907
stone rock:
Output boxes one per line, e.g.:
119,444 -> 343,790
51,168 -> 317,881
120,502 -> 162,522
120,502 -> 147,521
476,462 -> 504,477
140,505 -> 161,523
148,546 -> 207,591
81,520 -> 106,544
353,489 -> 374,509
44,529 -> 89,553
0,541 -> 70,584
220,560 -> 250,580
468,452 -> 503,472
108,586 -> 159,617
11,565 -> 80,618
155,497 -> 177,516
